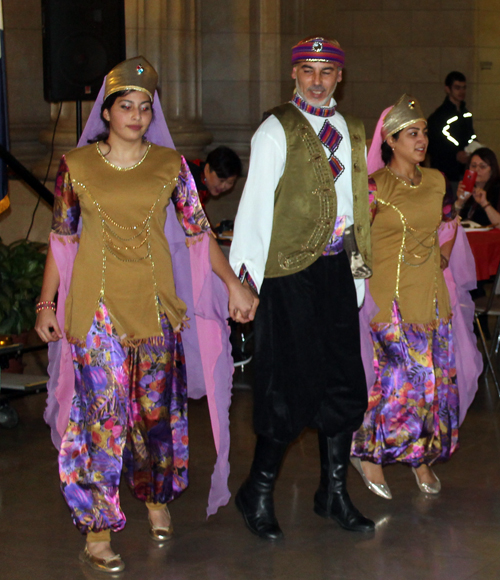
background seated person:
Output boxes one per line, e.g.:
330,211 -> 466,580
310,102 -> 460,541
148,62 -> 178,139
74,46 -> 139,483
188,146 -> 242,207
455,147 -> 500,227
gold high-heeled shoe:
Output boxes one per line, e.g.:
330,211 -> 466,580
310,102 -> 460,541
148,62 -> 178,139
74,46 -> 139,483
79,545 -> 125,573
148,506 -> 174,541
411,467 -> 441,494
350,457 -> 392,500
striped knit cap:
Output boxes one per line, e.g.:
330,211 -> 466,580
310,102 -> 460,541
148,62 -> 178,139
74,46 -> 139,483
291,37 -> 344,67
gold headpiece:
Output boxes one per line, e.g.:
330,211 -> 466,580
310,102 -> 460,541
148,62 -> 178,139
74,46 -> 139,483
382,94 -> 426,139
104,56 -> 158,102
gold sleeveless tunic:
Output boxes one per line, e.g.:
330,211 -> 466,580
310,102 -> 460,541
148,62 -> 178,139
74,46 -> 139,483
369,167 -> 451,325
59,143 -> 189,344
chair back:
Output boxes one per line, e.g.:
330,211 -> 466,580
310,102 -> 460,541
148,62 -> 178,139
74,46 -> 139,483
481,260 -> 500,314
494,264 -> 500,296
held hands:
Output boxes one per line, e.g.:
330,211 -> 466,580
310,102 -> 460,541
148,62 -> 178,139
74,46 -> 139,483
35,309 -> 63,343
228,280 -> 259,323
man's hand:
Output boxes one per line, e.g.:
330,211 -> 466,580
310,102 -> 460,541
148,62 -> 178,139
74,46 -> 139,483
457,151 -> 470,164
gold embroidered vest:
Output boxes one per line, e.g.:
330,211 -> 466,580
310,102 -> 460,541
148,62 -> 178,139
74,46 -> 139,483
263,103 -> 371,278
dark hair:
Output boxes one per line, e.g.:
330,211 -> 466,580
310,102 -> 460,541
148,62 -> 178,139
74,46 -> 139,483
445,71 -> 466,88
469,147 -> 500,191
88,89 -> 153,143
205,146 -> 242,179
381,130 -> 401,165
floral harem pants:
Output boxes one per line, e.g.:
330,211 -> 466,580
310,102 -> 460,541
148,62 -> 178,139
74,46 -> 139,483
58,302 -> 188,534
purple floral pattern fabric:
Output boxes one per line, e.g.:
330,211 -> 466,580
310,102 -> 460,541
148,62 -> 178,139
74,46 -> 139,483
52,156 -> 81,237
173,156 -> 212,239
352,300 -> 459,467
322,215 -> 347,256
59,300 -> 188,534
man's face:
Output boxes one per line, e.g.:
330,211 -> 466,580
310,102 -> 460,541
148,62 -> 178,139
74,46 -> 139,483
446,81 -> 466,106
204,164 -> 238,196
291,61 -> 342,107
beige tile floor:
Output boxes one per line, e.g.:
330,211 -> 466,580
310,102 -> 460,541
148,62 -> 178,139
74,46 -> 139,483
1,361 -> 500,580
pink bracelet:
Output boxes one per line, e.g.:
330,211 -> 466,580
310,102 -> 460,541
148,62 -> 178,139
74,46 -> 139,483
35,301 -> 56,314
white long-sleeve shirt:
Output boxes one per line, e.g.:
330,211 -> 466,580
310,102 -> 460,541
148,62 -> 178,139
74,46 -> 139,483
230,99 -> 365,305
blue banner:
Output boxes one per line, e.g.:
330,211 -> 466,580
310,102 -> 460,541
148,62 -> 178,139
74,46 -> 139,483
0,1 -> 9,214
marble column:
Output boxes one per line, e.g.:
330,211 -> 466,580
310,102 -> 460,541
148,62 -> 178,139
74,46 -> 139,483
127,0 -> 212,157
160,0 -> 212,157
249,0 -> 282,125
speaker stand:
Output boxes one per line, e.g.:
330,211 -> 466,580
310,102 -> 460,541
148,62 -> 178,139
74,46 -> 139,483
76,100 -> 82,143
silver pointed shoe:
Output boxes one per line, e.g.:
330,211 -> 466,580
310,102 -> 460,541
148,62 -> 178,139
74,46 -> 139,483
411,467 -> 441,494
148,507 -> 174,541
350,457 -> 392,500
79,546 -> 125,573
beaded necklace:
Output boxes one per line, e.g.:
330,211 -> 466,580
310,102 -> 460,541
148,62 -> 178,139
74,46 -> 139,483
96,141 -> 152,171
385,165 -> 422,189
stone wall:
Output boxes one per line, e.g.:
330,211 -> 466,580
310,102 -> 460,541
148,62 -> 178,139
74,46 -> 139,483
474,0 -> 500,153
1,0 -> 499,240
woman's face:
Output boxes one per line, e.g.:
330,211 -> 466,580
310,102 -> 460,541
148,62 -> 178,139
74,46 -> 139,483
388,120 -> 428,165
470,155 -> 492,187
102,90 -> 153,142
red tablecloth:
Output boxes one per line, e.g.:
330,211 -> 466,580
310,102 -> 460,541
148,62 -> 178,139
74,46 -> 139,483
466,228 -> 500,280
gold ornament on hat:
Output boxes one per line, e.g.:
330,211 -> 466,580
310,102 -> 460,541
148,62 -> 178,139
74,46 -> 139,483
104,56 -> 158,102
382,94 -> 426,139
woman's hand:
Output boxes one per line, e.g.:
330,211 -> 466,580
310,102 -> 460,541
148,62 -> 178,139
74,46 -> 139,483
440,254 -> 449,270
35,309 -> 63,343
455,181 -> 472,209
472,187 -> 488,207
228,280 -> 259,323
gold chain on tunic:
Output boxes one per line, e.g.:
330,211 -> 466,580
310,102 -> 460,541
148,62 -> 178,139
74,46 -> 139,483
385,165 -> 422,189
71,178 -> 177,328
96,141 -> 152,171
376,197 -> 441,315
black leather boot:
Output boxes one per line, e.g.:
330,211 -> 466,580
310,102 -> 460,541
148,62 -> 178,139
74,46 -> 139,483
314,431 -> 375,533
235,435 -> 288,540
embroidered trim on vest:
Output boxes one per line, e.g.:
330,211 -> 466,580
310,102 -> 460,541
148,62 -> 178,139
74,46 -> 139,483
318,120 -> 345,181
277,122 -> 336,270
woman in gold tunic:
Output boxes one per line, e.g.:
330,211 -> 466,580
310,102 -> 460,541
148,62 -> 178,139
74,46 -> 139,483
351,95 -> 466,500
35,57 -> 257,573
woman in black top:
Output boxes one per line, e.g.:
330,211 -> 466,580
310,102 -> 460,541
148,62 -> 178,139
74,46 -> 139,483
455,147 -> 500,227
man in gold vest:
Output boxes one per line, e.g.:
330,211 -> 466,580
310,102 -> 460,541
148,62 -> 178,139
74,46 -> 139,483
230,37 -> 374,540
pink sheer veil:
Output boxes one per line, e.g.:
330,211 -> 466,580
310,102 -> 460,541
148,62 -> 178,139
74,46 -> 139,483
366,106 -> 393,175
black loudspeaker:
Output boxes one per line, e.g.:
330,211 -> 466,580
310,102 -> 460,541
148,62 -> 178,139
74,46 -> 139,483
41,0 -> 126,102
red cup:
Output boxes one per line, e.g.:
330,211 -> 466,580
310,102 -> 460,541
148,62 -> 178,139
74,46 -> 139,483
463,169 -> 477,193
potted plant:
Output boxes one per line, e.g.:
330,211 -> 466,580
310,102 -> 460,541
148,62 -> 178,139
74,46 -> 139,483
0,237 -> 47,371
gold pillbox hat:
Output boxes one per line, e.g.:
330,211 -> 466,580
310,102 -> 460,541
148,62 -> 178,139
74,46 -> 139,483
104,56 -> 158,101
382,94 -> 426,139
